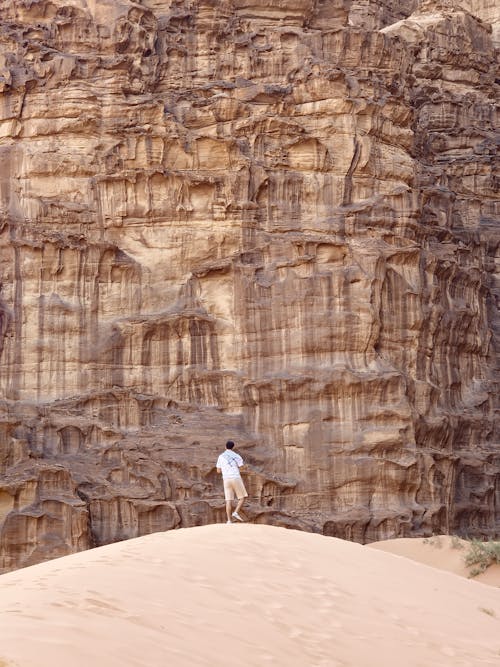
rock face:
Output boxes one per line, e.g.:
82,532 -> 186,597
0,0 -> 498,572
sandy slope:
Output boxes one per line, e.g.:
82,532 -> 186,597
369,535 -> 500,588
1,524 -> 500,667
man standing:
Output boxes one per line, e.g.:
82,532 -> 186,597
216,440 -> 248,523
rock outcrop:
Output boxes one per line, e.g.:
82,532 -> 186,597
0,0 -> 498,572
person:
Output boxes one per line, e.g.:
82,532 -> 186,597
216,440 -> 248,523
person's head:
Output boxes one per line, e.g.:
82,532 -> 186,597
226,440 -> 235,450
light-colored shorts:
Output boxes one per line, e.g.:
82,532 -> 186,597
223,477 -> 248,501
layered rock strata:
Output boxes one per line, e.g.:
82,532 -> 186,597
0,0 -> 498,572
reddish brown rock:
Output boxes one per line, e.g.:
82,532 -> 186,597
0,0 -> 498,572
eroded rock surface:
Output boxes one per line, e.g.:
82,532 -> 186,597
0,0 -> 498,572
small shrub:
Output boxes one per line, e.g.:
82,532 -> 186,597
464,539 -> 500,577
478,607 -> 496,617
423,536 -> 441,548
450,535 -> 465,550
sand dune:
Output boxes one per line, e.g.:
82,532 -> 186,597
1,524 -> 500,667
369,535 -> 500,588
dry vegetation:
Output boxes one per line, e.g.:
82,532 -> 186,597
463,540 -> 500,577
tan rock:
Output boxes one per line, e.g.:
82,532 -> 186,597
0,0 -> 498,572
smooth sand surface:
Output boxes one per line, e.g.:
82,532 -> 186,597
1,524 -> 500,667
369,535 -> 500,588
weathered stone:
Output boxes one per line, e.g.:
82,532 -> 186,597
0,0 -> 498,572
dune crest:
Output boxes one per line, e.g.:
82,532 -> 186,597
1,524 -> 500,667
369,535 -> 500,588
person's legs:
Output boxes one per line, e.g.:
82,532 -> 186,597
223,479 -> 235,522
232,478 -> 248,519
226,499 -> 233,522
235,496 -> 245,514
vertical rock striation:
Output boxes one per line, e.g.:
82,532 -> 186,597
0,0 -> 498,571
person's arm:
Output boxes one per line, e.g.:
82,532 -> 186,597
217,467 -> 221,474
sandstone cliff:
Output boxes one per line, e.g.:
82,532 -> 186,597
0,0 -> 498,572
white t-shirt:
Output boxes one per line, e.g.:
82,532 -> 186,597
216,450 -> 243,480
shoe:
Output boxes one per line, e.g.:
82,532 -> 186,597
232,512 -> 244,522
226,520 -> 232,524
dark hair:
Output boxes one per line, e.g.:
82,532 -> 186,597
226,440 -> 235,449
